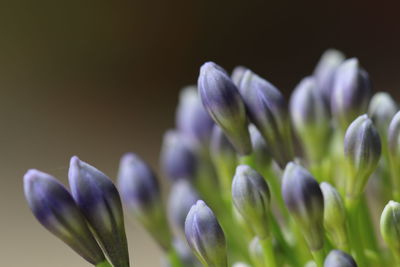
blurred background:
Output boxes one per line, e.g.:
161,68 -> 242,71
2,1 -> 400,266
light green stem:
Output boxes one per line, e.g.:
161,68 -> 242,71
311,249 -> 325,267
168,248 -> 184,267
346,197 -> 367,267
260,237 -> 277,267
96,261 -> 113,267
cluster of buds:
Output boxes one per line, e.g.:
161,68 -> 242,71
25,50 -> 400,267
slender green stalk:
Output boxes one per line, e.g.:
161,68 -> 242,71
96,261 -> 113,267
259,237 -> 277,267
346,197 -> 367,267
311,249 -> 325,267
168,248 -> 184,267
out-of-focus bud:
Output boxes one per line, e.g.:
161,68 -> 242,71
168,179 -> 200,236
198,61 -> 252,155
313,49 -> 345,106
210,125 -> 237,192
118,153 -> 172,250
231,65 -> 249,86
176,86 -> 215,146
368,92 -> 397,142
290,77 -> 331,162
69,156 -> 130,267
239,69 -> 294,167
249,237 -> 264,266
24,170 -> 106,265
185,200 -> 227,267
232,165 -> 271,239
249,124 -> 272,168
324,250 -> 357,267
380,201 -> 400,251
160,130 -> 197,181
232,263 -> 251,267
282,162 -> 324,251
388,111 -> 400,199
320,182 -> 347,248
331,58 -> 371,130
344,115 -> 381,198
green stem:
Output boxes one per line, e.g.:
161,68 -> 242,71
96,261 -> 113,267
311,249 -> 325,267
168,248 -> 184,267
259,237 -> 277,267
346,197 -> 367,267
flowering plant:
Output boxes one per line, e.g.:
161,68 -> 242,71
25,50 -> 400,267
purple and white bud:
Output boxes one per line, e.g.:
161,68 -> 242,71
344,115 -> 381,198
24,169 -> 106,265
176,86 -> 215,146
313,49 -> 345,106
331,58 -> 371,130
160,130 -> 197,181
232,165 -> 271,239
368,92 -> 397,142
282,162 -> 325,251
239,69 -> 294,167
324,250 -> 357,267
198,61 -> 252,155
69,156 -> 130,267
231,65 -> 249,86
185,200 -> 227,267
118,153 -> 172,250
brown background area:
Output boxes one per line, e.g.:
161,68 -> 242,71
2,1 -> 400,266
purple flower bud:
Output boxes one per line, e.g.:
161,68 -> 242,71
69,156 -> 129,267
118,153 -> 172,250
331,58 -> 371,130
168,180 -> 200,236
324,250 -> 357,267
23,169 -> 105,265
249,124 -> 272,168
160,130 -> 197,181
380,201 -> 400,251
282,162 -> 324,251
198,61 -> 252,155
232,165 -> 271,239
231,65 -> 249,86
185,200 -> 227,267
344,115 -> 381,198
290,77 -> 331,161
176,86 -> 215,146
239,69 -> 294,167
388,111 -> 400,159
368,92 -> 397,141
313,49 -> 345,106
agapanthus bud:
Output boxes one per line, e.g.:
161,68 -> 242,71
324,250 -> 357,267
232,165 -> 271,238
231,65 -> 248,86
168,179 -> 200,236
344,114 -> 381,198
176,86 -> 215,146
320,182 -> 347,248
160,130 -> 197,181
331,58 -> 371,130
24,170 -> 106,265
69,156 -> 130,267
185,200 -> 227,267
249,124 -> 272,168
368,92 -> 397,142
290,77 -> 331,161
380,201 -> 400,251
239,69 -> 294,167
313,49 -> 345,105
198,61 -> 252,155
282,162 -> 324,251
118,153 -> 172,249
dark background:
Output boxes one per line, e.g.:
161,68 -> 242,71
2,1 -> 400,266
